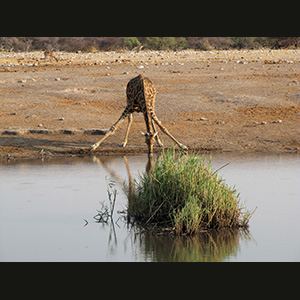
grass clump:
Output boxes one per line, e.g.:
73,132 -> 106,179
128,148 -> 253,235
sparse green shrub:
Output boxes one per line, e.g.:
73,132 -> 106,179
145,37 -> 187,50
161,37 -> 177,50
145,37 -> 162,50
231,37 -> 258,49
197,39 -> 213,51
123,37 -> 141,49
176,37 -> 188,49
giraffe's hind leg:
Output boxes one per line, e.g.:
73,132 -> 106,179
152,114 -> 188,151
121,113 -> 133,148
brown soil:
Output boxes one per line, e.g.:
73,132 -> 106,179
1,49 -> 300,159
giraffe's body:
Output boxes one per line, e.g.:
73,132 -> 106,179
89,74 -> 188,154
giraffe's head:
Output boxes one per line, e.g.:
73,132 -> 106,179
141,131 -> 158,156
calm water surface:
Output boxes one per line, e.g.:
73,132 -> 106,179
0,153 -> 299,262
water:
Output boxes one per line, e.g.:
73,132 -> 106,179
0,153 -> 299,262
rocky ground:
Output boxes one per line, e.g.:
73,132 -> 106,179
1,49 -> 300,159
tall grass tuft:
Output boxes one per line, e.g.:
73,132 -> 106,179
128,148 -> 253,235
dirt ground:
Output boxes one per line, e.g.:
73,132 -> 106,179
1,49 -> 300,159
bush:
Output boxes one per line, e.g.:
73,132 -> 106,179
145,37 -> 187,50
123,37 -> 141,49
197,39 -> 213,51
128,148 -> 253,235
176,37 -> 188,49
231,37 -> 259,49
145,37 -> 162,50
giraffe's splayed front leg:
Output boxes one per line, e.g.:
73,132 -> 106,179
178,143 -> 188,151
89,130 -> 113,151
88,109 -> 129,151
90,144 -> 96,151
90,143 -> 99,151
121,114 -> 133,148
151,114 -> 188,152
156,138 -> 164,148
151,119 -> 163,147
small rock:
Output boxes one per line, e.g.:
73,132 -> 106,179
2,130 -> 18,136
261,121 -> 266,125
272,119 -> 282,123
136,65 -> 144,69
55,78 -> 61,81
29,129 -> 51,135
123,71 -> 129,75
199,117 -> 207,121
37,123 -> 43,127
292,80 -> 298,84
10,112 -> 17,115
58,117 -> 64,121
17,79 -> 26,83
216,121 -> 225,125
61,129 -> 74,135
84,128 -> 108,135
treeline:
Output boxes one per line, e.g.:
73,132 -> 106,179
0,37 -> 299,52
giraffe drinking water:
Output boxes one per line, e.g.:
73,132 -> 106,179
89,74 -> 188,154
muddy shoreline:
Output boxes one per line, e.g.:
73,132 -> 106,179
1,49 -> 300,159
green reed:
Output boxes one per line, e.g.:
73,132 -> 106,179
128,148 -> 253,235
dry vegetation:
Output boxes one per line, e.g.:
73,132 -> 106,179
1,37 -> 299,52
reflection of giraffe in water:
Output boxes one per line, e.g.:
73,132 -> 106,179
89,75 -> 188,155
92,154 -> 154,205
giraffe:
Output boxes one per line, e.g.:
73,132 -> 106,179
89,74 -> 188,154
44,50 -> 59,62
